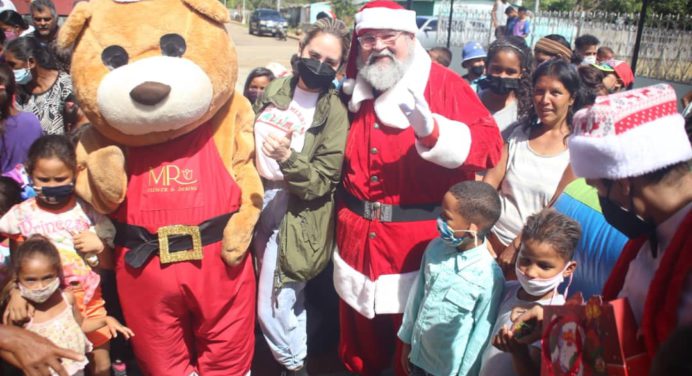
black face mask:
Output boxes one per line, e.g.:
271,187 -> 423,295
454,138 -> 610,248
36,184 -> 75,205
297,58 -> 336,90
479,75 -> 520,95
598,182 -> 655,240
469,65 -> 485,77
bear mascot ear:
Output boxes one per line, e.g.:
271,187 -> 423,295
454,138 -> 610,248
57,1 -> 92,49
181,0 -> 231,24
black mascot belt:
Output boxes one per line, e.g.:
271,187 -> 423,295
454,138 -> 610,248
113,212 -> 234,268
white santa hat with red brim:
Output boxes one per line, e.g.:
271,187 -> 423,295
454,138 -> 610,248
341,1 -> 418,96
569,84 -> 692,180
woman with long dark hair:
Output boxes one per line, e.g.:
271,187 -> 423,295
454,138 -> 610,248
478,36 -> 533,138
484,59 -> 586,275
243,67 -> 275,104
4,37 -> 72,135
0,62 -> 42,173
0,10 -> 33,41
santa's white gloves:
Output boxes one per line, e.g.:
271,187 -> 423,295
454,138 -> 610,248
399,89 -> 435,138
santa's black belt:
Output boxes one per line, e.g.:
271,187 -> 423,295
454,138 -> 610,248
342,191 -> 441,223
113,212 -> 233,269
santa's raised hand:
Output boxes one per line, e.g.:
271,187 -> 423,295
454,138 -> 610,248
262,130 -> 293,163
398,89 -> 435,138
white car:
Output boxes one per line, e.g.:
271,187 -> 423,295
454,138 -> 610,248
416,16 -> 439,49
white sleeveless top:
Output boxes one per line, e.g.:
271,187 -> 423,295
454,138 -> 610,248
25,293 -> 92,376
492,125 -> 570,246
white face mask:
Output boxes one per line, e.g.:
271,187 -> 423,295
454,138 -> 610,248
18,277 -> 60,303
581,55 -> 597,65
515,260 -> 573,300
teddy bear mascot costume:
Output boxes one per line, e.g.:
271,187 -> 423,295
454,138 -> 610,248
332,1 -> 503,375
57,0 -> 262,374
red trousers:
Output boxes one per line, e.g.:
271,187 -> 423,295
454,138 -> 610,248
339,301 -> 406,376
116,247 -> 256,376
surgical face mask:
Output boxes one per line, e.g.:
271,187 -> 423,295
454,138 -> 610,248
35,183 -> 75,205
469,65 -> 485,77
436,216 -> 478,248
245,88 -> 262,104
479,75 -> 520,95
515,258 -> 573,300
581,55 -> 597,65
297,57 -> 336,90
599,194 -> 655,239
13,67 -> 32,85
332,77 -> 343,90
19,277 -> 60,303
4,29 -> 17,41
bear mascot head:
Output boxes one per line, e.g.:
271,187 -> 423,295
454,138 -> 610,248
58,0 -> 262,267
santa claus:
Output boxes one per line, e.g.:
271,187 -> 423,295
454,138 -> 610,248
332,1 -> 503,374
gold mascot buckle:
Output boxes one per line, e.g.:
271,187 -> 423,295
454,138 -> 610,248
158,225 -> 203,264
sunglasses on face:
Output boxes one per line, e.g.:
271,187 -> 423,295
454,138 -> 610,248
34,17 -> 53,22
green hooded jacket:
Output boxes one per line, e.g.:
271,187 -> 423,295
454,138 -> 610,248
253,76 -> 348,287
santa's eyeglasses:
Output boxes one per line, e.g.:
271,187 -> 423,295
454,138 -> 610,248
357,31 -> 403,50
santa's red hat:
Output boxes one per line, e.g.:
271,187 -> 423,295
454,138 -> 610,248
569,84 -> 691,180
602,59 -> 634,89
342,1 -> 418,95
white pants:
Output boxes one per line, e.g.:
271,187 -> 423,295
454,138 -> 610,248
253,185 -> 307,371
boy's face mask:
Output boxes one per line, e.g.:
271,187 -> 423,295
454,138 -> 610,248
436,216 -> 478,248
515,253 -> 574,300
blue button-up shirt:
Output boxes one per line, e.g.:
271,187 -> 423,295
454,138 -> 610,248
398,238 -> 504,376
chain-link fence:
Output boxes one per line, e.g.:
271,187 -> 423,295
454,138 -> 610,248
436,2 -> 692,83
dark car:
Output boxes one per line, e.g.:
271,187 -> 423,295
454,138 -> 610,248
249,8 -> 288,37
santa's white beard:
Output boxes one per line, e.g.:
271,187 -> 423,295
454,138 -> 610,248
357,43 -> 415,92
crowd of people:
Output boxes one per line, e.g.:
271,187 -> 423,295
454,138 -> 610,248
0,0 -> 691,375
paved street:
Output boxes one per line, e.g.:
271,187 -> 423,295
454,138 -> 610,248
227,21 -> 299,94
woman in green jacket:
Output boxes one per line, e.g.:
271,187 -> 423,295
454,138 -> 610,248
252,18 -> 350,375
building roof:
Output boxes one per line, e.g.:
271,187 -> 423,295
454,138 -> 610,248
14,0 -> 75,16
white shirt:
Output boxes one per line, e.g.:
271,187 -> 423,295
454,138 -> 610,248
494,0 -> 510,27
254,86 -> 319,181
492,126 -> 570,245
479,281 -> 566,376
0,0 -> 16,13
489,98 -> 518,137
618,202 -> 692,326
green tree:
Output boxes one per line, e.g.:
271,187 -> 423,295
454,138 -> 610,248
332,0 -> 358,25
524,0 -> 688,14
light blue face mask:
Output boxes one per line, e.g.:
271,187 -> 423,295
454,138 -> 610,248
13,67 -> 32,85
436,216 -> 478,248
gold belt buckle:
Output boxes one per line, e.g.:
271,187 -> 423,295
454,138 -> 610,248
157,225 -> 203,264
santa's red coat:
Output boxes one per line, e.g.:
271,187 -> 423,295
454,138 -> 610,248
334,54 -> 502,319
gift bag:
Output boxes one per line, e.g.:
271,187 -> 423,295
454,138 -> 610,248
541,295 -> 650,376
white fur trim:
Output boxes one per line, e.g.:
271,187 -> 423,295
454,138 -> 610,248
569,114 -> 691,179
333,248 -> 376,319
355,8 -> 418,35
349,42 -> 432,131
96,56 -> 213,136
333,248 -> 419,318
415,115 -> 472,169
341,78 -> 355,96
373,270 -> 419,315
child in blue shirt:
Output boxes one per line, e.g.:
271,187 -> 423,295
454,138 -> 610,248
398,181 -> 505,376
